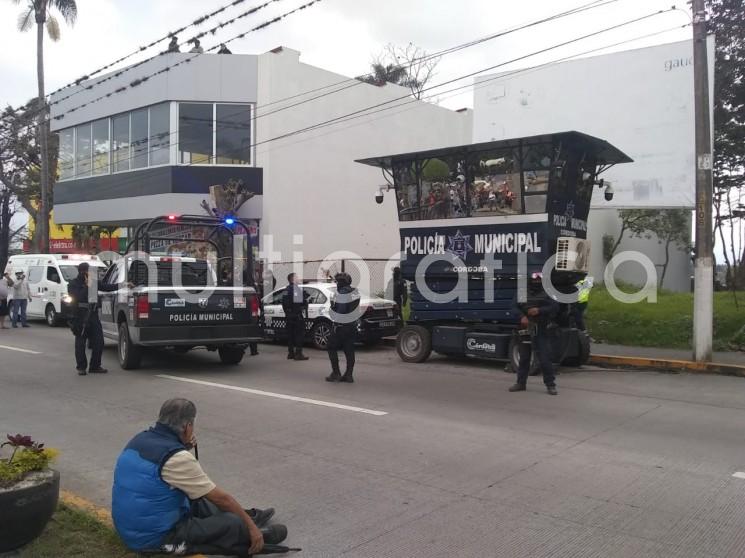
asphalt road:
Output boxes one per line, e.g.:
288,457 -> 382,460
2,322 -> 745,558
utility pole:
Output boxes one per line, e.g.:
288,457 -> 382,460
692,0 -> 713,362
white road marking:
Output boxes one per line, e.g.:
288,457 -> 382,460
156,374 -> 388,416
0,344 -> 41,355
733,472 -> 745,480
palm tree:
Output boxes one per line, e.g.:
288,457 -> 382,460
358,63 -> 409,87
13,0 -> 78,253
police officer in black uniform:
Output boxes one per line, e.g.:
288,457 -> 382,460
509,272 -> 560,395
68,262 -> 122,375
282,273 -> 309,361
326,273 -> 361,383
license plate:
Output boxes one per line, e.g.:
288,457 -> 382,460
379,321 -> 396,328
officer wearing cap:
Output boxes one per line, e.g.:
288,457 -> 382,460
509,272 -> 560,395
67,262 -> 122,375
325,273 -> 360,383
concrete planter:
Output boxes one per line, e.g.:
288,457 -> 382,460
0,469 -> 60,552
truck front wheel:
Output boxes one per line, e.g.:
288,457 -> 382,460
218,346 -> 245,365
118,321 -> 143,370
396,325 -> 432,363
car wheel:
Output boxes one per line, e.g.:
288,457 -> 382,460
396,325 -> 432,363
118,321 -> 142,370
218,346 -> 245,365
45,304 -> 60,327
311,321 -> 332,351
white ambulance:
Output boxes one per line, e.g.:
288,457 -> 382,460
4,254 -> 108,326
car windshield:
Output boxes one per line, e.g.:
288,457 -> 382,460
60,265 -> 106,282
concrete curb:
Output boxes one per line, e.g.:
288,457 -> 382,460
589,354 -> 745,377
59,490 -> 207,557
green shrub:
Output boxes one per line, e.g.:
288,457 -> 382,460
0,434 -> 58,488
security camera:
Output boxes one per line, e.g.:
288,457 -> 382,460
375,184 -> 392,204
375,191 -> 385,204
604,182 -> 614,202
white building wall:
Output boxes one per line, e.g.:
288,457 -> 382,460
252,48 -> 473,263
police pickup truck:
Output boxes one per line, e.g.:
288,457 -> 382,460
98,255 -> 263,369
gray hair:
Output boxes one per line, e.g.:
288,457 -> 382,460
158,398 -> 197,431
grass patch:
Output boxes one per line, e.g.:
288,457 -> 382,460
18,503 -> 135,558
586,287 -> 745,350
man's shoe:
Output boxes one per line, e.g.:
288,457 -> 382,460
11,324 -> 18,328
261,524 -> 288,545
21,324 -> 30,328
77,368 -> 87,376
89,368 -> 108,374
508,383 -> 526,392
546,386 -> 558,395
326,371 -> 341,382
294,353 -> 309,361
246,507 -> 275,528
340,372 -> 354,383
287,353 -> 295,360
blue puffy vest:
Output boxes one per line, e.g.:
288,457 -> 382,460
111,423 -> 191,551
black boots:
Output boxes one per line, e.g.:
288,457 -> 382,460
326,370 -> 353,383
508,383 -> 526,392
340,371 -> 354,383
294,351 -> 309,361
325,370 -> 341,382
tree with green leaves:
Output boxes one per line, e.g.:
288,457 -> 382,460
12,0 -> 78,254
708,0 -> 744,288
621,209 -> 691,289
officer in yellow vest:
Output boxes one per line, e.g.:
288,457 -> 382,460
573,276 -> 594,331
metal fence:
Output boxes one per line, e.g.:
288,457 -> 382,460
264,258 -> 400,298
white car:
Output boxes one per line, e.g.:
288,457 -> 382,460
262,281 -> 402,350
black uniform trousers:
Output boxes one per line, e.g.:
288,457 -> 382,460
159,498 -> 253,556
328,324 -> 356,373
75,313 -> 104,371
285,316 -> 305,356
516,324 -> 556,387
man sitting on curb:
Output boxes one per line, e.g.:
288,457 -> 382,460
112,398 -> 288,555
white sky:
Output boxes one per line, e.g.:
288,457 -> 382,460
0,0 -> 692,111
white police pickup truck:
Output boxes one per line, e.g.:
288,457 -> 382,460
261,281 -> 401,350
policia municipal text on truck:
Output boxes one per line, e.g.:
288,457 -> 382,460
356,131 -> 632,383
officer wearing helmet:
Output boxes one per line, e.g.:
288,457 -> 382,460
509,272 -> 559,395
325,272 -> 360,383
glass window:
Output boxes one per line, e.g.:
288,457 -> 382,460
393,161 -> 420,221
179,103 -> 213,164
149,103 -> 170,166
112,114 -> 130,173
58,128 -> 74,180
304,288 -> 327,305
131,108 -> 148,169
265,289 -> 285,306
46,266 -> 61,283
469,150 -> 521,216
216,104 -> 251,165
419,157 -> 468,220
521,143 -> 552,214
92,118 -> 109,176
75,123 -> 92,178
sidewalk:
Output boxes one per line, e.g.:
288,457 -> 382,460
591,343 -> 745,366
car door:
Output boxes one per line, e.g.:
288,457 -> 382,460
44,265 -> 63,314
99,263 -> 120,336
26,265 -> 45,317
261,288 -> 286,337
304,288 -> 328,323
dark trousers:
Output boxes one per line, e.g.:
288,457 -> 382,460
160,499 -> 252,556
11,299 -> 28,326
516,327 -> 555,387
75,315 -> 104,371
286,317 -> 305,355
328,325 -> 356,374
574,302 -> 587,331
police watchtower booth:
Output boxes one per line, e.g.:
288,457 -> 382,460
356,131 -> 632,367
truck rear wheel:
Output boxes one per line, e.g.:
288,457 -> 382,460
396,325 -> 431,363
118,321 -> 142,370
508,334 -> 539,375
218,346 -> 245,365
